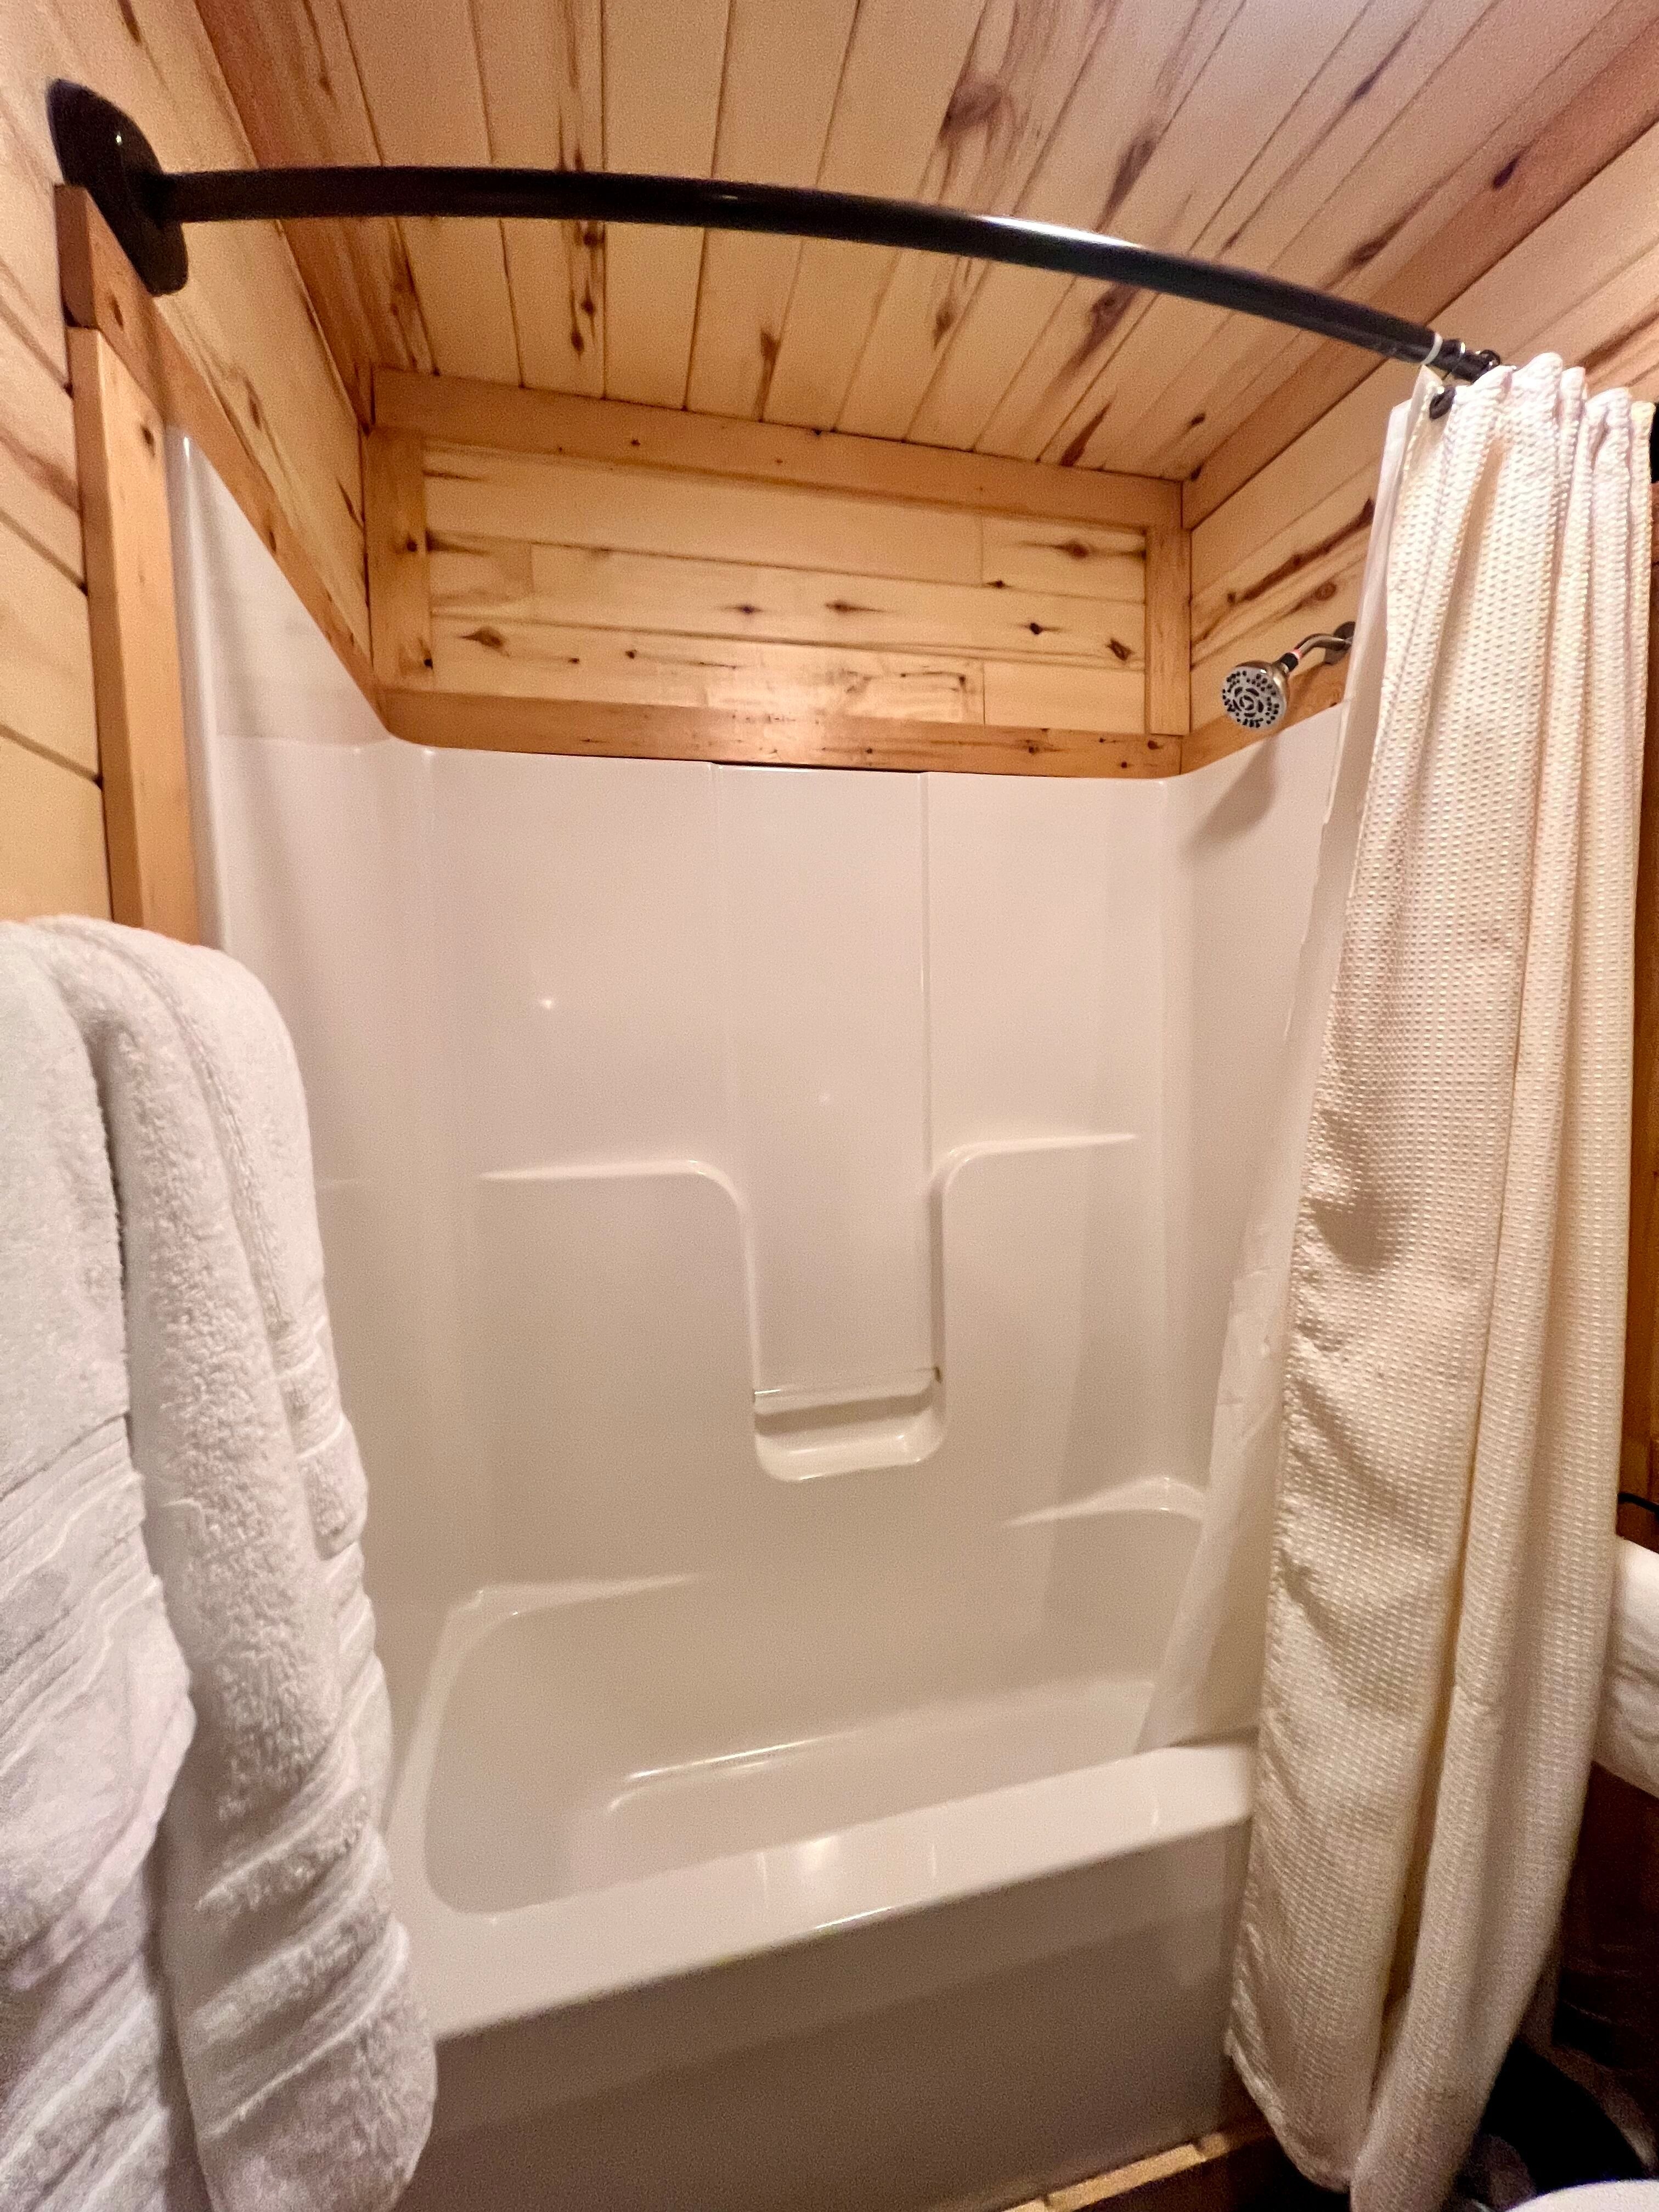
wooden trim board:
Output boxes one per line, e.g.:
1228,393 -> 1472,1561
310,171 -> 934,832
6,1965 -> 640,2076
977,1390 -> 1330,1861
67,327 -> 196,940
376,373 -> 1189,774
57,187 -> 377,711
364,426 -> 434,687
1145,526 -> 1192,738
1004,2115 -> 1285,2212
374,369 -> 1180,533
382,686 -> 1180,776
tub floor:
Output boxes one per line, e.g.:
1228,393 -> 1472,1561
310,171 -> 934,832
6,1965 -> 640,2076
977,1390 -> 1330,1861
427,1612 -> 1154,1911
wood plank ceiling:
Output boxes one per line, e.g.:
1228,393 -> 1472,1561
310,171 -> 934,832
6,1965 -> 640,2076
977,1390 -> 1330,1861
195,0 -> 1659,505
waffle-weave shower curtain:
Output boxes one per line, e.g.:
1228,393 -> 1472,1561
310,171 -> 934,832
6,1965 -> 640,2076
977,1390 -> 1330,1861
1143,356 -> 1652,2212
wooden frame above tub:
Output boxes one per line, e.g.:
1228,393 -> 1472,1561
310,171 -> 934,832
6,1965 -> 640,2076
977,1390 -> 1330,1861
368,370 -> 1189,776
60,176 -> 1192,868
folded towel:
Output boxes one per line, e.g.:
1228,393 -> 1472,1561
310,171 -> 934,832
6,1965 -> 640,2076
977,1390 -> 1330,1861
0,935 -> 200,2209
0,1866 -> 208,2212
44,918 -> 394,1816
26,921 -> 433,2212
1594,1535 -> 1659,1796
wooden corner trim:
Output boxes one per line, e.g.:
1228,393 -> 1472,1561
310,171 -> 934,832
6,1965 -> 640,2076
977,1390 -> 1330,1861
1145,525 -> 1192,739
380,686 -> 1183,778
67,327 -> 199,940
57,184 -> 377,712
363,426 -> 433,687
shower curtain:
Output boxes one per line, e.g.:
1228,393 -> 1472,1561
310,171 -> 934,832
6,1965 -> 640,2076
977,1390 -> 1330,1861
1144,356 -> 1652,2212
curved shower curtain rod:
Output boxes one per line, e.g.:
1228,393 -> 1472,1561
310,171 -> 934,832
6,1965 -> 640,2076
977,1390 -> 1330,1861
49,80 -> 1655,476
50,82 -> 1500,376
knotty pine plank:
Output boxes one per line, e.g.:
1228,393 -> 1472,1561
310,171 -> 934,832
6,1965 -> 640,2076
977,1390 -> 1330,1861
1144,526 -> 1192,740
336,0 -> 519,382
376,371 -> 1180,533
602,0 -> 731,407
7,0 -> 368,657
1191,467 -> 1375,667
1181,0 -> 1659,522
759,0 -> 988,430
422,444 -> 987,586
1075,0 -> 1502,475
429,614 -> 1146,737
0,734 -> 109,921
0,46 -> 68,377
1190,100 -> 1659,734
0,512 -> 97,775
975,0 -> 1375,469
68,329 -> 197,941
430,616 -> 985,722
472,0 -> 605,397
834,0 -> 1119,444
193,0 -> 435,422
980,515 -> 1146,594
382,685 -> 1178,776
429,538 -> 1145,667
979,658 -> 1147,738
683,0 -> 858,421
904,0 -> 1236,455
1080,0 -> 1640,481
0,309 -> 80,580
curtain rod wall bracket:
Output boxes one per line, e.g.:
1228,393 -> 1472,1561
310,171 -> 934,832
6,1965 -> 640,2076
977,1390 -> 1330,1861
50,83 -> 189,294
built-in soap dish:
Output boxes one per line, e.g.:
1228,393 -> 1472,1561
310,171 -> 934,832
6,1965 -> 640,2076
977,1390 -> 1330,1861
752,1370 -> 943,1482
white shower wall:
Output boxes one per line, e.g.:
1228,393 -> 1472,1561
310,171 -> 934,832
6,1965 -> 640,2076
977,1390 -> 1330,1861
168,433 -> 1338,1762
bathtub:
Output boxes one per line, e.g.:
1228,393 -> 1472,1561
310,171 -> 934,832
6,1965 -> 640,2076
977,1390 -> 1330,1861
168,437 -> 1331,2211
385,1507 -> 1253,2212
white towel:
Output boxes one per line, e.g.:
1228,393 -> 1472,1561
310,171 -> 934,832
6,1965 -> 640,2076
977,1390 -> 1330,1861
23,921 -> 433,2212
43,918 -> 394,1817
1594,1536 -> 1659,1796
0,936 -> 201,2209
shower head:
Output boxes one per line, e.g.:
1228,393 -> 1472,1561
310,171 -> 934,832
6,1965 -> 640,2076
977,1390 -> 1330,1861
1220,622 -> 1356,732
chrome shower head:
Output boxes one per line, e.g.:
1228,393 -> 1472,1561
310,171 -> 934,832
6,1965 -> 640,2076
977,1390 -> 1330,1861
1221,622 -> 1356,732
1220,660 -> 1289,731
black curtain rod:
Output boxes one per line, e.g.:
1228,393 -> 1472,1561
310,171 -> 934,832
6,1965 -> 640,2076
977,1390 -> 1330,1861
51,81 -> 1503,385
53,81 -> 1659,481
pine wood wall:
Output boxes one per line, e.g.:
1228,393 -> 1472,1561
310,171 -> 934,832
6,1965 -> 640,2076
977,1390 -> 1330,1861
1188,103 -> 1659,766
0,0 -> 365,922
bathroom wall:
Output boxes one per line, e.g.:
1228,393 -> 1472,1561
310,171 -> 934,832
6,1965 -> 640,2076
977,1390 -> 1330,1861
1188,80 -> 1659,752
418,439 -> 1150,736
172,432 -> 1336,1751
0,0 -> 365,922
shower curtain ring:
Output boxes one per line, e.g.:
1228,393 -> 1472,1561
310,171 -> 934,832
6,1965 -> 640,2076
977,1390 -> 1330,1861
1423,336 -> 1458,419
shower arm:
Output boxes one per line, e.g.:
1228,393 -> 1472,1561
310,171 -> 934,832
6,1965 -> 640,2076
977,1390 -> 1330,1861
1275,628 -> 1356,676
49,80 -> 1509,395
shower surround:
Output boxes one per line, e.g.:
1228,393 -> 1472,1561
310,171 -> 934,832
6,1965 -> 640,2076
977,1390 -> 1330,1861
171,435 -> 1336,2209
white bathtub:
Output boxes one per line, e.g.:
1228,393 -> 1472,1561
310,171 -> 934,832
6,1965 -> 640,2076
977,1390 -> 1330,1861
170,438 -> 1330,2210
387,1511 -> 1252,2212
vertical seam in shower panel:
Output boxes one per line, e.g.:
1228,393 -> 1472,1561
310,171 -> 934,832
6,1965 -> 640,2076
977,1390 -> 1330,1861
709,762 -> 768,1397
918,772 -> 944,1390
1154,770 -> 1193,1485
